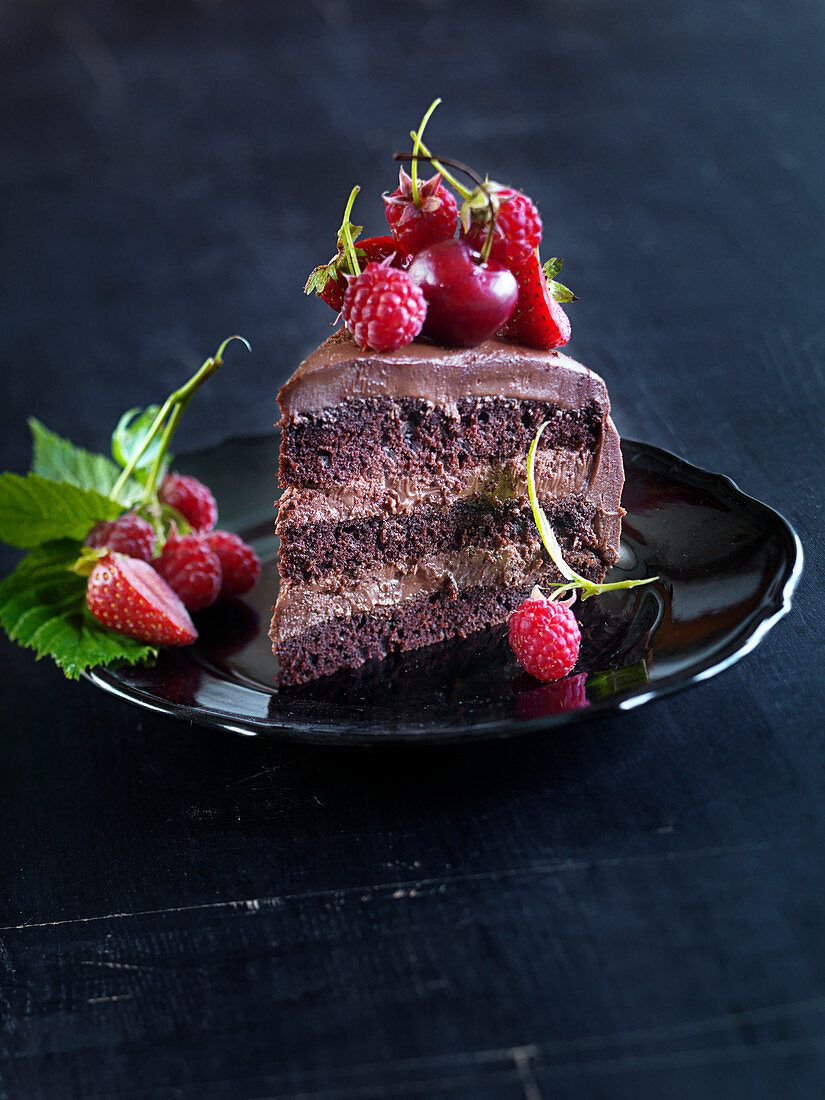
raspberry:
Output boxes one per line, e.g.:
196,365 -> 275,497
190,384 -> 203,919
341,261 -> 427,352
159,473 -> 217,533
205,530 -> 261,599
383,167 -> 458,255
508,588 -> 581,682
84,512 -> 156,562
462,185 -> 542,269
155,534 -> 222,611
516,672 -> 589,721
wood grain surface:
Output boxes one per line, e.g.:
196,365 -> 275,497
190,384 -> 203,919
0,1 -> 822,1097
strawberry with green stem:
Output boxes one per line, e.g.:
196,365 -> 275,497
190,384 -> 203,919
305,187 -> 409,313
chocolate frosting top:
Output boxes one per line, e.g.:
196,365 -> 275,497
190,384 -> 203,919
279,328 -> 611,418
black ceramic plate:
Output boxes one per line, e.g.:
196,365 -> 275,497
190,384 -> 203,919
85,434 -> 802,745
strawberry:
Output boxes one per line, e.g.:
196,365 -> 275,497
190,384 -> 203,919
307,235 -> 410,313
86,552 -> 198,645
500,252 -> 573,350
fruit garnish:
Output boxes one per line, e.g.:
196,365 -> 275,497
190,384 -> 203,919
341,260 -> 427,352
407,238 -> 517,347
205,530 -> 262,600
499,252 -> 574,350
158,473 -> 218,533
305,187 -> 409,313
509,587 -> 582,682
383,99 -> 458,255
526,422 -> 657,601
85,512 -> 156,562
461,183 -> 542,268
85,552 -> 198,646
0,336 -> 258,678
155,532 -> 223,611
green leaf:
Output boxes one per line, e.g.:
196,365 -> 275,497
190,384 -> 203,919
111,406 -> 170,482
0,472 -> 125,549
543,257 -> 563,280
0,540 -> 157,678
548,280 -> 578,304
29,418 -> 141,506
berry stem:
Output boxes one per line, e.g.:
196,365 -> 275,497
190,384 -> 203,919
527,422 -> 658,601
111,337 -> 250,506
338,185 -> 362,278
139,336 -> 250,507
403,138 -> 473,200
410,98 -> 441,205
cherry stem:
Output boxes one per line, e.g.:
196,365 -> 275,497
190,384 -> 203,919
410,98 -> 441,205
399,142 -> 473,199
394,150 -> 497,261
338,185 -> 361,277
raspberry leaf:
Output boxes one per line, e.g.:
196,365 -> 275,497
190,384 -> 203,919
111,406 -> 171,483
528,422 -> 657,601
0,473 -> 126,549
29,418 -> 141,506
0,540 -> 157,678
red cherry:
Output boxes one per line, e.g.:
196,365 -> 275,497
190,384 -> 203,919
406,239 -> 518,348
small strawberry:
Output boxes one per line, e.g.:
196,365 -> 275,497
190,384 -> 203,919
461,184 -> 542,269
383,167 -> 458,255
86,552 -> 197,645
341,261 -> 427,352
306,235 -> 410,313
509,587 -> 581,682
499,252 -> 574,350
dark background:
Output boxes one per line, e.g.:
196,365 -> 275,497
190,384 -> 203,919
1,1 -> 823,1097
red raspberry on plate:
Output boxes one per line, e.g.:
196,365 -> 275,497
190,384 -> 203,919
205,530 -> 261,599
84,512 -> 156,562
154,534 -> 222,611
462,185 -> 542,269
509,588 -> 581,682
86,552 -> 197,645
341,261 -> 427,352
159,473 -> 217,532
383,167 -> 458,255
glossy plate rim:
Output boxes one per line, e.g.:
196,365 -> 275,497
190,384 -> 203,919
83,436 -> 804,745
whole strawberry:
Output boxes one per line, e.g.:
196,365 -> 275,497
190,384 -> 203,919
383,167 -> 458,255
500,252 -> 572,350
159,473 -> 217,533
341,261 -> 427,352
307,235 -> 410,314
205,530 -> 261,599
509,587 -> 581,682
86,552 -> 197,645
155,533 -> 222,611
85,512 -> 156,562
461,184 -> 542,269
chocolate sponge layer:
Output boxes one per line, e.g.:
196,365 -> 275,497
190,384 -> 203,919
278,497 -> 606,586
279,396 -> 603,489
274,574 -> 577,688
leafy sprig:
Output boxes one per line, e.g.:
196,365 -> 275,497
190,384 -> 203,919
0,336 -> 249,678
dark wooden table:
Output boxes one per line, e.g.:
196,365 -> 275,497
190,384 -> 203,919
1,1 -> 823,1096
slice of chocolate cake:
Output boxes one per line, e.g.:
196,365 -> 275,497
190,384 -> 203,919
271,328 -> 624,686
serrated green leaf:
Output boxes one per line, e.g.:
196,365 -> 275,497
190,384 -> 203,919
111,406 -> 169,484
29,418 -> 142,506
0,472 -> 125,549
0,540 -> 157,678
543,257 -> 563,280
